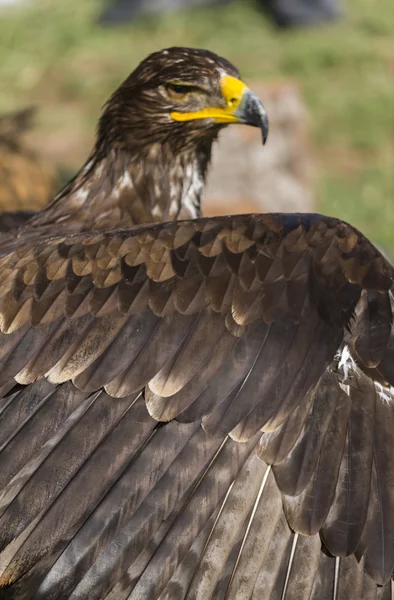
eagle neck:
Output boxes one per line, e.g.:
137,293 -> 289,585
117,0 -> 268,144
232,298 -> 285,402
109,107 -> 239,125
25,141 -> 211,235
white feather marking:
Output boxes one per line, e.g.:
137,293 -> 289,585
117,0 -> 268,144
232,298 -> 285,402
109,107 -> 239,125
117,170 -> 132,189
73,186 -> 89,202
151,205 -> 162,218
72,186 -> 89,204
93,161 -> 103,178
181,159 -> 203,219
83,158 -> 94,173
111,170 -> 134,200
333,556 -> 340,600
337,346 -> 394,404
375,382 -> 394,404
281,532 -> 299,600
154,182 -> 161,198
217,67 -> 230,78
169,198 -> 179,216
337,345 -> 359,381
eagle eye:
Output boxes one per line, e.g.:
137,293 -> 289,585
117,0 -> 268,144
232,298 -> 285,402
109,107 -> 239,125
165,82 -> 196,100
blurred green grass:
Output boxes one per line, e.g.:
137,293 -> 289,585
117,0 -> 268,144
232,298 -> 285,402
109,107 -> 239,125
0,0 -> 393,250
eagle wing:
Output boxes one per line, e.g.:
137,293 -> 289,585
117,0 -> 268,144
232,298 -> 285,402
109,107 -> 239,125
0,213 -> 393,599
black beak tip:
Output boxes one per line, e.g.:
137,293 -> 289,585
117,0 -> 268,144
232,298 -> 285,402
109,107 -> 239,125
244,92 -> 269,145
261,113 -> 269,145
234,90 -> 269,145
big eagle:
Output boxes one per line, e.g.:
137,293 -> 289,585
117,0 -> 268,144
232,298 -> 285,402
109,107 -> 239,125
0,48 -> 393,600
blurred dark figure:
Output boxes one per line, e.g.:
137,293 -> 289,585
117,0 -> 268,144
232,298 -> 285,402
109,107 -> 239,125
0,210 -> 35,232
0,108 -> 57,214
98,0 -> 342,27
98,0 -> 230,24
263,0 -> 341,27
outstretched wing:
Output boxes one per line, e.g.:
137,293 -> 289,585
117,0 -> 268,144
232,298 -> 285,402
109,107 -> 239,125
0,213 -> 393,599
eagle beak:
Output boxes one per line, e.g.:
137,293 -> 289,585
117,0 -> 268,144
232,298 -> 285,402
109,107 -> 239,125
170,75 -> 269,145
232,87 -> 269,145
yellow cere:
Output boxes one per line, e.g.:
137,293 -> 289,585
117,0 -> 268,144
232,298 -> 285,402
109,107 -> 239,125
170,75 -> 249,124
219,75 -> 248,110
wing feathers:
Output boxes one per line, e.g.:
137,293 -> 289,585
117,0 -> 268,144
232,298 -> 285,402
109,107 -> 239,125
0,382 -> 91,492
47,311 -> 129,384
361,387 -> 394,585
202,321 -> 299,438
352,290 -> 392,369
0,389 -> 135,559
147,310 -> 226,399
256,384 -> 314,465
0,395 -> 152,595
0,319 -> 63,387
230,312 -> 342,441
310,553 -> 336,600
146,329 -> 237,421
0,214 -> 393,597
336,556 -> 369,600
282,375 -> 350,536
282,533 -> 322,600
66,425 -> 222,600
130,436 -> 257,600
376,581 -> 393,600
74,310 -> 160,392
273,371 -> 345,497
322,374 -> 375,556
185,453 -> 268,599
224,467 -> 282,598
105,313 -> 197,398
251,514 -> 293,600
177,322 -> 268,424
15,314 -> 94,385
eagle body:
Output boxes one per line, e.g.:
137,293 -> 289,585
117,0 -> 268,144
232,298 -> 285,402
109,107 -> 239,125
0,48 -> 393,600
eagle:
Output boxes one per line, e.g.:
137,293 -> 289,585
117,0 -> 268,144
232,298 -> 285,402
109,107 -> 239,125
0,47 -> 393,600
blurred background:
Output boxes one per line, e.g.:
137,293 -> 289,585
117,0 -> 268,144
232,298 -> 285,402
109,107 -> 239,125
0,0 -> 392,250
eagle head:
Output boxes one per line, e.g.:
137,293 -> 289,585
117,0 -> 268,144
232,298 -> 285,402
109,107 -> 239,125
98,47 -> 268,154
